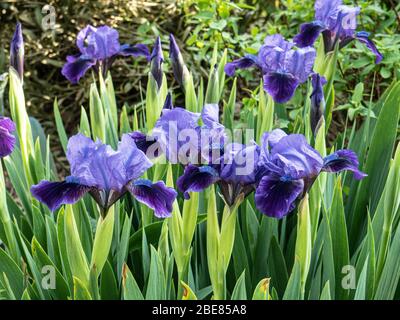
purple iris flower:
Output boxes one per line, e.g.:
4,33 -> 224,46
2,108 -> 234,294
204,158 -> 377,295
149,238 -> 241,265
10,22 -> 24,80
255,129 -> 366,218
31,133 -> 177,218
177,142 -> 260,206
0,117 -> 16,158
294,0 -> 383,63
61,25 -> 150,84
224,35 -> 316,103
152,103 -> 226,164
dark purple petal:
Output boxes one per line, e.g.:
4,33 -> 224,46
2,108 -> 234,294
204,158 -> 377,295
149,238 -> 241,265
76,25 -> 97,55
31,179 -> 90,212
255,175 -> 304,219
263,72 -> 300,104
10,22 -> 24,79
310,73 -> 327,134
61,54 -> 96,84
119,43 -> 150,60
0,117 -> 16,157
169,34 -> 190,87
128,131 -> 160,159
129,179 -> 177,218
286,47 -> 316,83
269,134 -> 324,179
150,36 -> 164,89
355,31 -> 383,64
177,165 -> 219,199
224,55 -> 258,77
322,149 -> 367,180
294,21 -> 326,48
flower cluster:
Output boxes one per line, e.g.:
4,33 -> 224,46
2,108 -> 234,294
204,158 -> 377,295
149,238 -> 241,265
27,6 -> 369,219
225,0 -> 382,103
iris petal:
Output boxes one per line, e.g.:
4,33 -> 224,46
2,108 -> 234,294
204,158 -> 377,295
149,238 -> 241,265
31,180 -> 90,212
263,72 -> 300,104
322,149 -> 367,180
61,54 -> 96,84
224,55 -> 258,77
128,131 -> 160,159
255,175 -> 304,219
119,43 -> 150,60
129,179 -> 177,218
269,134 -> 324,179
177,165 -> 219,199
294,21 -> 326,48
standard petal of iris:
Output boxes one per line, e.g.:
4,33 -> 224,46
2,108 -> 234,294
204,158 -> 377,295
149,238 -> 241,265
31,180 -> 90,212
255,175 -> 304,219
91,25 -> 121,60
322,149 -> 367,180
286,47 -> 316,83
224,55 -> 258,77
263,72 -> 300,104
355,31 -> 383,64
129,179 -> 177,218
61,55 -> 96,84
270,134 -> 324,179
294,21 -> 326,48
177,165 -> 219,199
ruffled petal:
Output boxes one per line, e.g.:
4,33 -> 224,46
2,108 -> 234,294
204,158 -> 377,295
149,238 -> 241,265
177,165 -> 219,199
31,179 -> 90,212
76,25 -> 97,55
270,134 -> 324,179
61,54 -> 96,84
220,143 -> 260,186
255,175 -> 304,219
263,72 -> 300,104
91,26 -> 120,60
322,149 -> 367,180
224,55 -> 258,77
355,31 -> 383,64
129,179 -> 177,218
294,21 -> 326,48
285,47 -> 316,83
